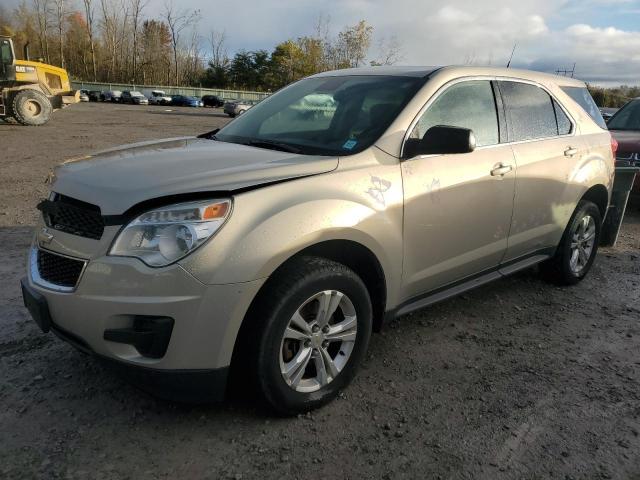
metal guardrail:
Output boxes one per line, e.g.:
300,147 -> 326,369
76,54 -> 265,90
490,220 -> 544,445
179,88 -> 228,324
71,81 -> 270,101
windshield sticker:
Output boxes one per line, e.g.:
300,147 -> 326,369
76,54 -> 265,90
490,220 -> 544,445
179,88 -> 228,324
343,139 -> 358,150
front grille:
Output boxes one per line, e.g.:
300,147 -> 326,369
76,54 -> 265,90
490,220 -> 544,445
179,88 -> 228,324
36,249 -> 85,288
39,194 -> 104,240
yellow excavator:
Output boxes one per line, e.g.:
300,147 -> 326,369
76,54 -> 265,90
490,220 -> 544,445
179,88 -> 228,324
0,36 -> 78,126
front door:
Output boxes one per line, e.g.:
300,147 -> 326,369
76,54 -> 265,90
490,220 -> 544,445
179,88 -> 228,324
401,79 -> 516,300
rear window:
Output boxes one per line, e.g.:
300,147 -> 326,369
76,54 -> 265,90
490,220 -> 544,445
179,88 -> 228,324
561,86 -> 607,129
499,81 -> 558,142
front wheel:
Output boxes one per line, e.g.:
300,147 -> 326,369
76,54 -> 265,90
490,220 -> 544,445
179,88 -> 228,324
245,256 -> 372,415
541,200 -> 602,285
12,90 -> 53,126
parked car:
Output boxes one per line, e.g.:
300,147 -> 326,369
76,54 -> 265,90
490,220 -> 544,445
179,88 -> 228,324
170,95 -> 201,107
88,90 -> 102,102
121,90 -> 149,105
202,94 -> 225,108
600,107 -> 618,123
101,90 -> 122,102
607,98 -> 640,191
148,90 -> 172,105
224,99 -> 254,117
22,66 -> 614,415
78,90 -> 90,102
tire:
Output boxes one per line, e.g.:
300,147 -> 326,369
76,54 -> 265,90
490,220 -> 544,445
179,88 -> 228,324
541,200 -> 602,285
242,256 -> 372,415
11,90 -> 52,126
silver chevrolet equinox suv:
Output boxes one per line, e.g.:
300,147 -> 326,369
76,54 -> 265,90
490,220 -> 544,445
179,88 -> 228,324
22,66 -> 615,414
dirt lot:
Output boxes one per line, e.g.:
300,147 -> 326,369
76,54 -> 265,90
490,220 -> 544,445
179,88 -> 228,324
1,102 -> 639,479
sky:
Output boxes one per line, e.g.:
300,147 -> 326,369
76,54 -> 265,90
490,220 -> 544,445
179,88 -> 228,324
6,0 -> 640,85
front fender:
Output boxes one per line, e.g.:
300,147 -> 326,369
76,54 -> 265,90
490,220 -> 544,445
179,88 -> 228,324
179,153 -> 404,306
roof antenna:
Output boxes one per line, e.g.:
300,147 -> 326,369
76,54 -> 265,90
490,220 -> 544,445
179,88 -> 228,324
506,43 -> 517,68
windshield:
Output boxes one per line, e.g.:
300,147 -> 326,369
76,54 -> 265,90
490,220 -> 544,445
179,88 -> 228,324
607,99 -> 640,131
215,75 -> 426,156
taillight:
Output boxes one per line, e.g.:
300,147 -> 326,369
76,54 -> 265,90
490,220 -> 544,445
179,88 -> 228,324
611,136 -> 619,157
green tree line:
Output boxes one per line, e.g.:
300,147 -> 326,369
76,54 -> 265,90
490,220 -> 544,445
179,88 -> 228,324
588,85 -> 640,108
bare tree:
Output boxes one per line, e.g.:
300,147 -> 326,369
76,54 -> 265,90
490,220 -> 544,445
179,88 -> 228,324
33,0 -> 51,63
100,0 -> 124,81
130,0 -> 147,82
163,0 -> 199,85
370,35 -> 403,66
82,0 -> 97,80
208,29 -> 226,68
52,0 -> 64,67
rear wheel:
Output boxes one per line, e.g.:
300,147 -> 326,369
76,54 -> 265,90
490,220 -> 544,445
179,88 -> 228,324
243,256 -> 372,415
12,90 -> 52,126
541,200 -> 602,285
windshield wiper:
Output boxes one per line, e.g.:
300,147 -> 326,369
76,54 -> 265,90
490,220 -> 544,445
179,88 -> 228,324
198,128 -> 220,140
245,139 -> 302,154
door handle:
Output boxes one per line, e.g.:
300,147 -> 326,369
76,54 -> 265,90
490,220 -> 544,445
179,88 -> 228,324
490,164 -> 513,176
564,147 -> 578,157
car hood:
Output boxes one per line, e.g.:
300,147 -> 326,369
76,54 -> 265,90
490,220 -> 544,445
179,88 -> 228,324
610,129 -> 640,155
50,137 -> 338,215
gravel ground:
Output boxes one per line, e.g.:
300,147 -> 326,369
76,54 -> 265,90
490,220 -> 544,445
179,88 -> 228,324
1,102 -> 639,479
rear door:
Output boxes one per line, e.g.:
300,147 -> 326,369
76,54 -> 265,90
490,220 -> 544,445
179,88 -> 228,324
497,80 -> 583,262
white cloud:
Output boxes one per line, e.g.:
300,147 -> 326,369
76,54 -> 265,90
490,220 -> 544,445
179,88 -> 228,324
2,0 -> 639,84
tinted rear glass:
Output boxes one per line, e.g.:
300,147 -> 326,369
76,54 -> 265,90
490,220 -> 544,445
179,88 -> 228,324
499,81 -> 558,142
561,86 -> 607,129
606,99 -> 640,131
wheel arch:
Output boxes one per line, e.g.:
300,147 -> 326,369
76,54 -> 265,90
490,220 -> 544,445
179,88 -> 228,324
228,239 -> 388,393
581,184 -> 609,219
246,238 -> 386,333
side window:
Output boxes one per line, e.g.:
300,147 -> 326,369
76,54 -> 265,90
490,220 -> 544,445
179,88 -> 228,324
0,39 -> 13,64
499,81 -> 558,141
409,80 -> 499,147
554,100 -> 572,135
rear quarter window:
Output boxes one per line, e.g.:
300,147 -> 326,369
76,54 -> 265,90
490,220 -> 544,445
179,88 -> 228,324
561,86 -> 607,130
553,100 -> 573,135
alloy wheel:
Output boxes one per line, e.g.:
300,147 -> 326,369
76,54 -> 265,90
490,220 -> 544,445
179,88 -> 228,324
279,290 -> 358,393
569,214 -> 596,274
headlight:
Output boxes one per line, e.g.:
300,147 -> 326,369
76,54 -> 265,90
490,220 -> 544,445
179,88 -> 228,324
109,199 -> 231,267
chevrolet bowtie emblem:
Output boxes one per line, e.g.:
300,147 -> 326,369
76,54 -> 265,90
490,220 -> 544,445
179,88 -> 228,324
38,228 -> 54,245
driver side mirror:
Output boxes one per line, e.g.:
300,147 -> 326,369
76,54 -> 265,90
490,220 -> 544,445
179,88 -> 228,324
404,125 -> 476,158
